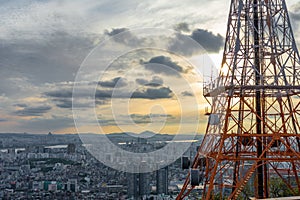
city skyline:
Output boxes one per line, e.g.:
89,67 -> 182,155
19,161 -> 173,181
1,0 -> 300,134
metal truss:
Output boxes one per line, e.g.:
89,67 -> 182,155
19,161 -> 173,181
177,0 -> 300,199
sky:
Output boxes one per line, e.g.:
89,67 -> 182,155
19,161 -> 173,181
0,0 -> 300,134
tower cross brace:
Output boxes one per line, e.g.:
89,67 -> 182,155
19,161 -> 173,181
177,0 -> 300,199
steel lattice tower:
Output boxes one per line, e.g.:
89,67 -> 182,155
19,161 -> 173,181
177,0 -> 300,199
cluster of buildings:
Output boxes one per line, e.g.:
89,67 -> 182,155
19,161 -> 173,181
0,133 -> 202,199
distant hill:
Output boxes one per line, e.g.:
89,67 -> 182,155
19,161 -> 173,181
0,132 -> 203,148
106,131 -> 174,143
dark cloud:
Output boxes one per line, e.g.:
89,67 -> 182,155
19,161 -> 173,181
96,87 -> 173,99
174,22 -> 190,33
44,89 -> 74,109
181,91 -> 194,97
130,114 -> 151,124
0,118 -> 7,122
131,87 -> 173,99
45,84 -> 172,102
44,90 -> 73,98
104,27 -> 143,46
105,28 -> 129,36
99,77 -> 127,88
169,28 -> 224,56
46,91 -> 102,109
98,118 -> 116,126
95,100 -> 107,105
54,99 -> 73,109
136,76 -> 163,87
45,88 -> 103,100
150,76 -> 163,85
95,90 -> 114,99
14,105 -> 52,116
190,29 -> 223,52
104,26 -> 223,58
55,99 -> 94,109
14,103 -> 28,108
97,113 -> 176,126
66,98 -> 105,109
130,113 -> 174,124
145,83 -> 162,87
136,78 -> 148,86
144,56 -> 184,76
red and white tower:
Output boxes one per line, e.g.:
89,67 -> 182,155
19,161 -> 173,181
178,0 -> 300,199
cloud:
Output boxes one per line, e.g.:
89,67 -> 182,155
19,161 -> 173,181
44,89 -> 74,109
102,26 -> 223,61
45,89 -> 96,109
44,83 -> 173,100
130,113 -> 175,124
95,100 -> 107,105
96,86 -> 173,99
0,0 -> 226,133
97,113 -> 176,126
99,77 -> 127,88
144,56 -> 184,76
45,83 -> 173,100
14,105 -> 51,116
169,28 -> 224,55
290,2 -> 300,33
136,76 -> 163,87
0,118 -> 7,122
131,87 -> 173,99
105,28 -> 129,36
174,22 -> 190,32
95,90 -> 114,99
291,12 -> 300,21
97,87 -> 173,99
0,31 -> 95,90
42,63 -> 177,104
135,78 -> 148,86
44,90 -> 73,98
0,1 -> 104,40
98,118 -> 117,126
190,29 -> 224,52
44,90 -> 104,109
181,91 -> 194,97
0,31 -> 97,105
55,99 -> 73,109
17,116 -> 74,132
45,88 -> 112,100
54,99 -> 95,109
0,0 -> 222,42
104,27 -> 145,46
14,103 -> 28,108
130,114 -> 152,124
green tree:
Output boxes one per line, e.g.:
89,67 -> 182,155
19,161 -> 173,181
269,177 -> 294,197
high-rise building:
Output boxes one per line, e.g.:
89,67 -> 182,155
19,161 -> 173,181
139,173 -> 150,196
156,166 -> 168,195
127,173 -> 138,199
67,143 -> 76,154
127,171 -> 151,199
